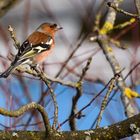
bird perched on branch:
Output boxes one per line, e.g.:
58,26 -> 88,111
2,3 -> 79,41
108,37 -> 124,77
0,23 -> 62,78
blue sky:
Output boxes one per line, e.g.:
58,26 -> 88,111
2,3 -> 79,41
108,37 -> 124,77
0,78 -> 136,131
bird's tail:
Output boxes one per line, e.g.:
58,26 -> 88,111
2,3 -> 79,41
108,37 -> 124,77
0,65 -> 16,78
0,58 -> 28,78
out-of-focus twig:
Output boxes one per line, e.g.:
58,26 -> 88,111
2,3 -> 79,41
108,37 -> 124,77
109,38 -> 127,49
0,0 -> 20,17
113,18 -> 136,30
93,1 -> 106,32
95,1 -> 140,139
134,0 -> 140,16
107,2 -> 139,18
55,34 -> 87,78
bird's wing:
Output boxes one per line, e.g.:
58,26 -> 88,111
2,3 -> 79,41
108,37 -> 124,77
15,33 -> 53,61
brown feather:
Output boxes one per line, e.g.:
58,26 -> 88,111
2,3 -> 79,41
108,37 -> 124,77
27,31 -> 53,45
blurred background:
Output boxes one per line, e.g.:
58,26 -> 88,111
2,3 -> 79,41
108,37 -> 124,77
0,0 -> 140,139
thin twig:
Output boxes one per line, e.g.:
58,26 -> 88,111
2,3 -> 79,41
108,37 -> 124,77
15,66 -> 76,88
113,18 -> 136,31
69,57 -> 92,130
58,74 -> 113,130
107,2 -> 139,18
97,62 -> 140,128
55,34 -> 87,78
8,25 -> 20,49
124,62 -> 140,81
96,73 -> 120,128
33,67 -> 58,130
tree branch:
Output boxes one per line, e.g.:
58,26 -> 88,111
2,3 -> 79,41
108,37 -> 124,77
0,102 -> 51,134
1,113 -> 140,140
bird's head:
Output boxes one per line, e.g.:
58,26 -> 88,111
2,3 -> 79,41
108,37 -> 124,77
37,23 -> 62,36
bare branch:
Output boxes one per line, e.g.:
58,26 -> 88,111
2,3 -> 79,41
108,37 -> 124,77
96,73 -> 120,128
8,25 -> 20,49
69,57 -> 92,130
0,102 -> 51,134
32,67 -> 58,130
1,112 -> 140,139
15,66 -> 76,88
59,76 -> 112,129
107,2 -> 139,18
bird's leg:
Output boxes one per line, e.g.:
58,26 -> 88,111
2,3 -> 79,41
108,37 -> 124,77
30,64 -> 38,70
29,64 -> 39,75
30,64 -> 43,76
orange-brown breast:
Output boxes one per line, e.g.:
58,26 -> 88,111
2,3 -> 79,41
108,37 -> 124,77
33,44 -> 54,63
27,31 -> 55,64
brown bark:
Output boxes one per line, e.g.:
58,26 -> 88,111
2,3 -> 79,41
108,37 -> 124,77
0,113 -> 140,140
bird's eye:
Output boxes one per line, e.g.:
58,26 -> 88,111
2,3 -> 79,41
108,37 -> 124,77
50,24 -> 57,28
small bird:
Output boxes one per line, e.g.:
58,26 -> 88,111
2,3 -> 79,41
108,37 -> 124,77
0,23 -> 62,78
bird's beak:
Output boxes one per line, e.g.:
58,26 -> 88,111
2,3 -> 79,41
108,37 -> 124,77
56,27 -> 63,31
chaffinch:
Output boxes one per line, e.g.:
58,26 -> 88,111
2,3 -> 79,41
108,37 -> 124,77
0,22 -> 62,78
